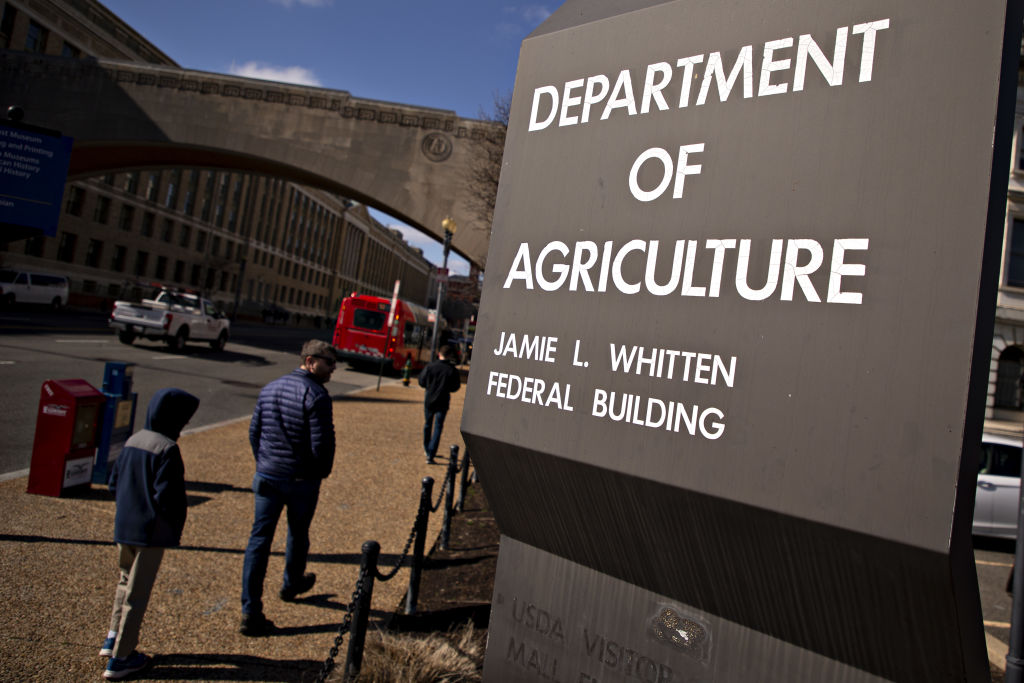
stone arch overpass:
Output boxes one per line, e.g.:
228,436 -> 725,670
0,50 -> 497,269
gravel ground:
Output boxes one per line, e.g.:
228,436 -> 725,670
0,378 -> 468,682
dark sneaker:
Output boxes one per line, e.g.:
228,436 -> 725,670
425,450 -> 435,464
279,572 -> 316,601
99,635 -> 116,657
239,612 -> 276,637
103,651 -> 150,680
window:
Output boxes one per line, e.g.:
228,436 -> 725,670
61,41 -> 80,58
134,251 -> 149,277
93,196 -> 111,224
190,264 -> 201,286
155,255 -> 168,280
996,346 -> 1024,409
979,442 -> 1023,478
1019,125 -> 1024,173
118,204 -> 134,232
111,246 -> 127,273
195,230 -> 207,253
201,173 -> 215,221
56,233 -> 77,263
179,224 -> 191,248
84,239 -> 103,267
183,170 -> 198,215
25,20 -> 47,53
219,271 -> 229,292
174,260 -> 185,283
211,235 -> 221,258
1009,219 -> 1024,288
123,172 -> 139,194
165,169 -> 180,209
353,309 -> 386,331
161,219 -> 174,243
65,186 -> 84,216
0,5 -> 16,48
146,172 -> 160,201
140,212 -> 154,237
205,268 -> 215,290
24,236 -> 44,257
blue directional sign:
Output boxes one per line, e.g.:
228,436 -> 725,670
0,122 -> 73,237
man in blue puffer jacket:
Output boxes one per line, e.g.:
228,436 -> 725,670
240,339 -> 337,636
101,387 -> 199,680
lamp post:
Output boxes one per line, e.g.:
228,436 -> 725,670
430,217 -> 456,360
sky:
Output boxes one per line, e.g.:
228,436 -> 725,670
98,0 -> 559,275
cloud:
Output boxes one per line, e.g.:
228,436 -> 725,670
229,61 -> 322,87
268,0 -> 332,7
520,5 -> 552,23
504,5 -> 552,25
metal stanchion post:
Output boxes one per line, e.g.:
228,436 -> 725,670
440,445 -> 458,550
456,448 -> 471,512
343,541 -> 379,682
405,477 -> 434,615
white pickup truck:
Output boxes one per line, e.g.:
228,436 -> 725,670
109,289 -> 230,351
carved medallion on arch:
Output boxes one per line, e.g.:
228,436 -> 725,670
421,132 -> 452,162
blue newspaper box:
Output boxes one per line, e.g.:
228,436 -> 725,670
93,362 -> 137,484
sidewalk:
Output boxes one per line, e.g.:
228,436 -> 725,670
0,379 -> 466,682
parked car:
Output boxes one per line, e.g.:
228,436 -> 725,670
0,269 -> 69,308
973,430 -> 1023,539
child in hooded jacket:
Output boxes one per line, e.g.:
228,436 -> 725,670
99,388 -> 199,681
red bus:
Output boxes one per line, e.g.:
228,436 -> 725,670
332,294 -> 442,372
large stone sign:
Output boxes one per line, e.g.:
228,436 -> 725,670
460,1 -> 1024,681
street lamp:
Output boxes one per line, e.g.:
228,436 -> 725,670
430,217 -> 456,359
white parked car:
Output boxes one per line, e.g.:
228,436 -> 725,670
0,269 -> 69,308
973,431 -> 1023,540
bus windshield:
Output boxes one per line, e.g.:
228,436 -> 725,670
353,308 -> 386,331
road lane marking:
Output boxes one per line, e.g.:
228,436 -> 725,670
0,361 -> 14,365
150,355 -> 189,360
985,620 -> 1011,628
55,339 -> 110,343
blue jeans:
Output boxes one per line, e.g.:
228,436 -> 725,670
241,473 -> 321,616
423,407 -> 448,459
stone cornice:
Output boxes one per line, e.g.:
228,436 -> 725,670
0,50 -> 498,140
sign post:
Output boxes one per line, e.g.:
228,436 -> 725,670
461,2 -> 1023,681
376,280 -> 401,391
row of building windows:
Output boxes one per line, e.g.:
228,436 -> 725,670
65,179 -> 349,288
1,4 -> 78,56
23,228 -> 330,311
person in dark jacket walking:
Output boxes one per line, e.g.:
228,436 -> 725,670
419,344 -> 461,464
240,339 -> 337,636
100,388 -> 199,680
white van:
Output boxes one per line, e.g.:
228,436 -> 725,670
0,269 -> 70,308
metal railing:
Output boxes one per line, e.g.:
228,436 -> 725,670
315,444 -> 474,682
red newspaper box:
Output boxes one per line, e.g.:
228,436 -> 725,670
27,379 -> 104,497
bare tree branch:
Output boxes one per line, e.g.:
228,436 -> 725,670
464,92 -> 510,240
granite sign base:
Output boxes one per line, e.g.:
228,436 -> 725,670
488,536 -> 900,683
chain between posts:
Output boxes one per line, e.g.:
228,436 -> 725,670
314,573 -> 365,683
430,462 -> 454,512
313,446 -> 473,680
374,499 -> 427,581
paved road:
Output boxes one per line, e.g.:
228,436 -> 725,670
0,307 -> 389,475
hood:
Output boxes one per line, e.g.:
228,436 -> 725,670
145,388 -> 200,440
